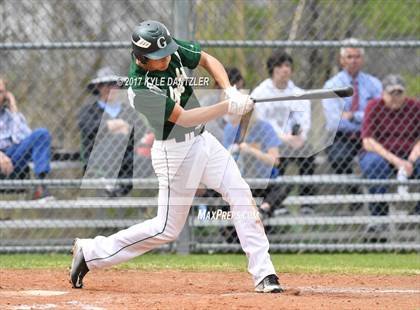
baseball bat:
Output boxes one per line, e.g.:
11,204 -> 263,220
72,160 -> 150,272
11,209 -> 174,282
236,87 -> 352,145
252,86 -> 353,103
236,110 -> 252,144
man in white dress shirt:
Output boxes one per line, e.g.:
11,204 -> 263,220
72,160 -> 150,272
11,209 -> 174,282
251,50 -> 316,215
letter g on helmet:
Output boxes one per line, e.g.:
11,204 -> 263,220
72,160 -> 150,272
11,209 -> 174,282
157,36 -> 167,49
131,20 -> 178,60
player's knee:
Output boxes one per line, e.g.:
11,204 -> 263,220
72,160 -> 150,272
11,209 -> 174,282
230,179 -> 252,196
160,228 -> 181,242
223,185 -> 253,207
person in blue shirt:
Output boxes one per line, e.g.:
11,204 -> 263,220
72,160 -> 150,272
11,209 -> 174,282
0,76 -> 52,199
224,113 -> 281,177
322,38 -> 382,210
224,111 -> 283,217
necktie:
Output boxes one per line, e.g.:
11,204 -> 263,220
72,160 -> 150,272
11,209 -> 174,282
350,79 -> 359,112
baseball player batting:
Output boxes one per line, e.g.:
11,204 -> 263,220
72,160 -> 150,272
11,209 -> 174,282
70,20 -> 281,293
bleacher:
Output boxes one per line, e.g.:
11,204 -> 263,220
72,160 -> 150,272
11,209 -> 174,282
1,159 -> 419,253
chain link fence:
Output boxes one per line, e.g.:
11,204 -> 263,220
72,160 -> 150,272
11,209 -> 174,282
0,0 -> 419,253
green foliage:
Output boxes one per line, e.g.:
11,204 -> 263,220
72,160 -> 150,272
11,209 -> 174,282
194,0 -> 287,87
356,0 -> 420,39
402,72 -> 420,96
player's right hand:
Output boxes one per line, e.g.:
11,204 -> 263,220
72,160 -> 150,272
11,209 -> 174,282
227,95 -> 254,115
225,86 -> 254,115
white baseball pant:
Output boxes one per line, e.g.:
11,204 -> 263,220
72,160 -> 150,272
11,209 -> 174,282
81,131 -> 276,285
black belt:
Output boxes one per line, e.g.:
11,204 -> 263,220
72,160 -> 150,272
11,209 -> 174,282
173,124 -> 205,143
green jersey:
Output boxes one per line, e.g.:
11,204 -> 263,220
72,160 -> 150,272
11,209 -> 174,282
128,38 -> 202,140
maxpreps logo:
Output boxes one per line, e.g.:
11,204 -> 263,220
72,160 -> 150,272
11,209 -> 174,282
198,209 -> 260,221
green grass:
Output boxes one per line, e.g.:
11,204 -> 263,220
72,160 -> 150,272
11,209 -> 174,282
0,253 -> 419,275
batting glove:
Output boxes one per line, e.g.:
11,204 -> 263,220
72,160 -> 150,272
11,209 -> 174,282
225,86 -> 254,115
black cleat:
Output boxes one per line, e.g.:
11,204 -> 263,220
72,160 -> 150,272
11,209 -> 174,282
255,274 -> 283,293
70,238 -> 89,289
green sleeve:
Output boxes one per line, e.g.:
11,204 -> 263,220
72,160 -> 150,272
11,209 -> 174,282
174,39 -> 202,70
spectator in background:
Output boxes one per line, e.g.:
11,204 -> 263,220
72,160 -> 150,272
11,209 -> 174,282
223,68 -> 283,218
360,75 -> 420,220
224,111 -> 283,220
226,67 -> 245,90
224,112 -> 281,180
0,76 -> 53,199
77,67 -> 147,197
251,50 -> 316,215
323,38 -> 382,210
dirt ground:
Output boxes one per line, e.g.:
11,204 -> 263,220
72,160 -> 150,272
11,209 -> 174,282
0,269 -> 419,310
